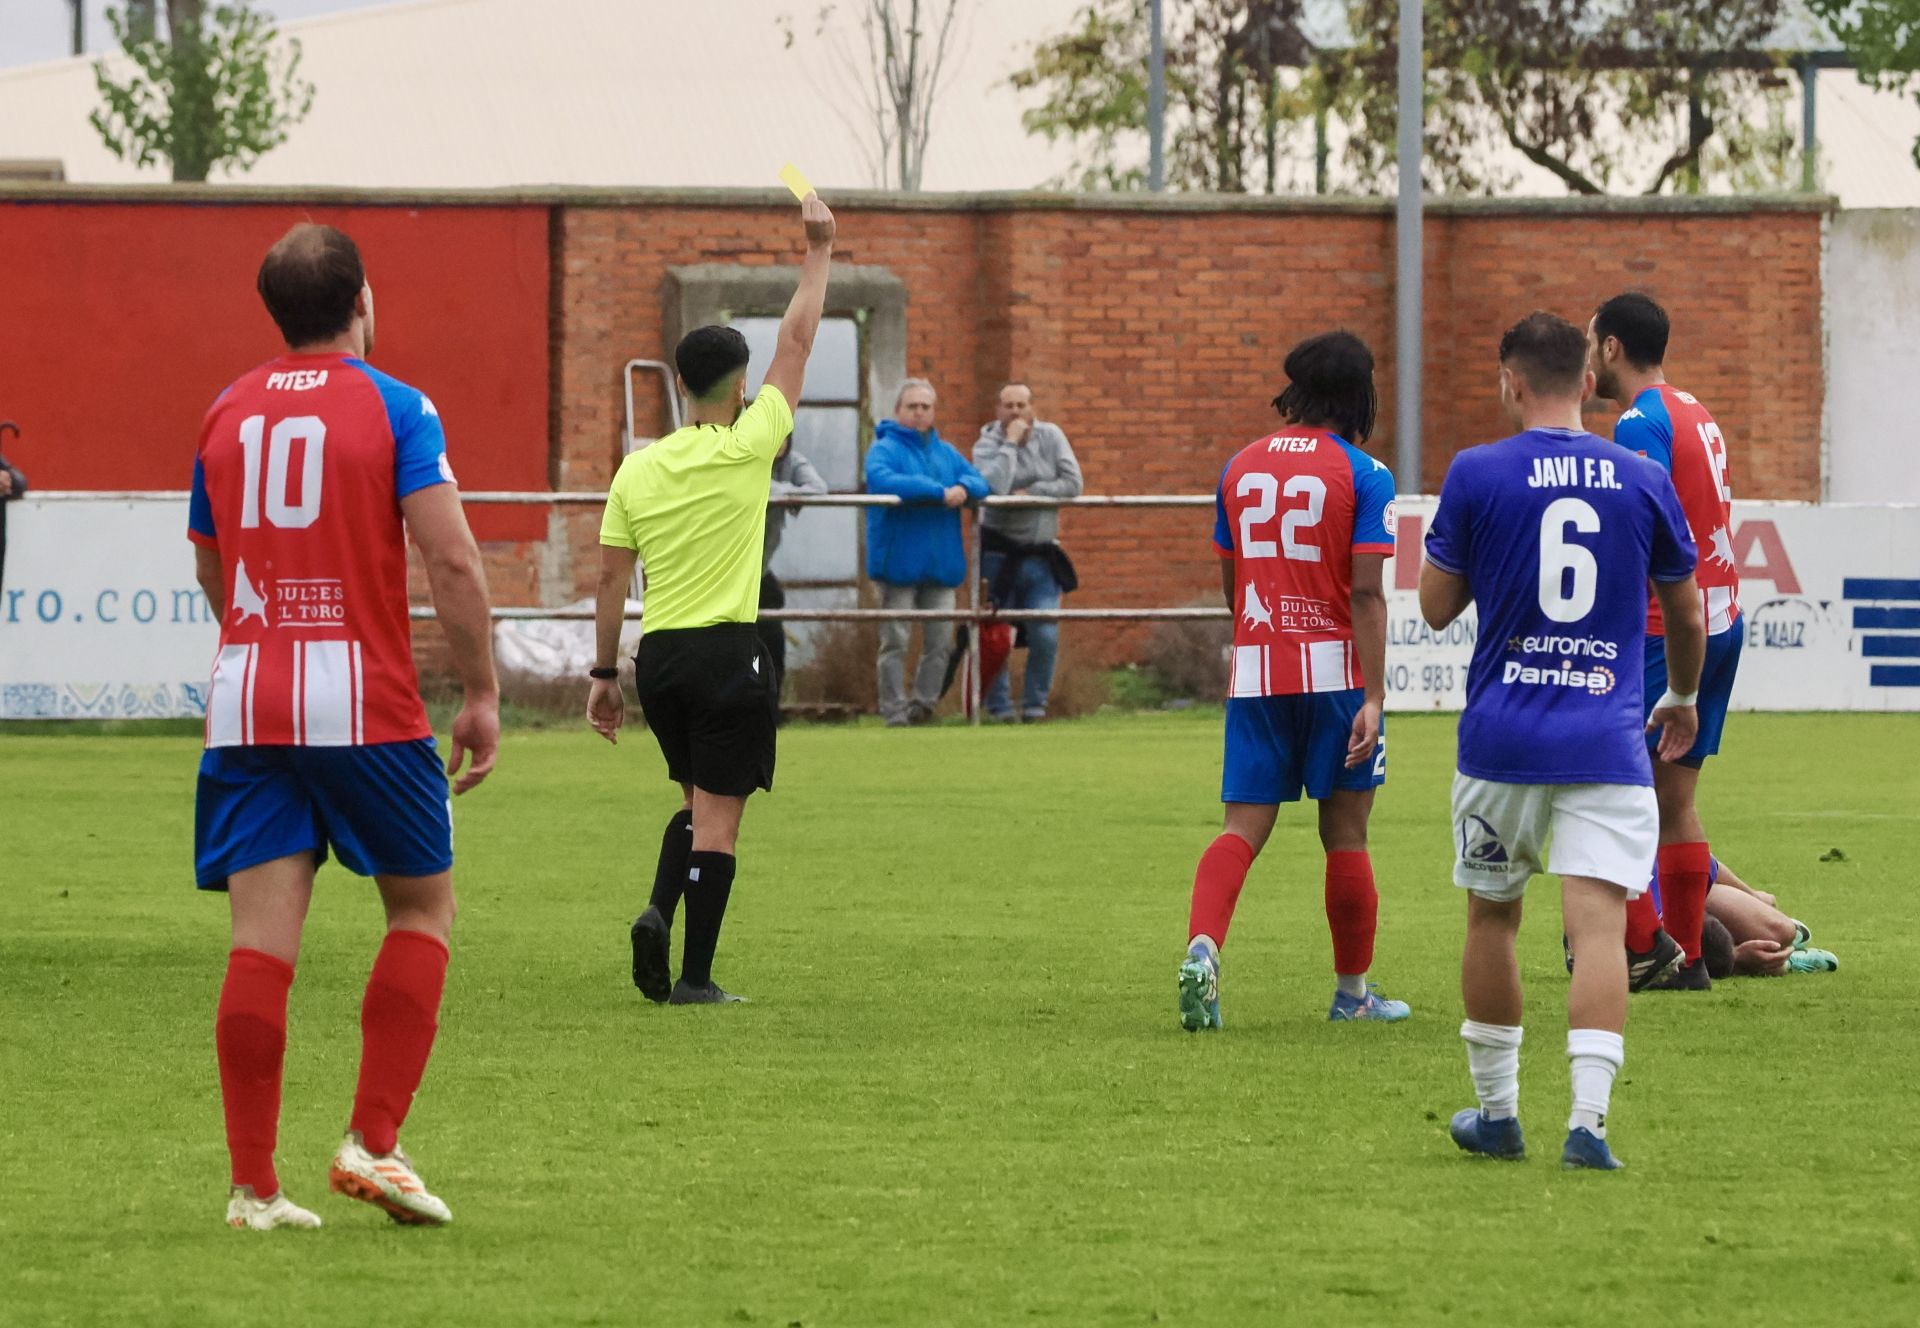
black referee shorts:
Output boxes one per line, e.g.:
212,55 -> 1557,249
633,623 -> 778,797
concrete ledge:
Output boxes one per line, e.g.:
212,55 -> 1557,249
0,180 -> 1839,216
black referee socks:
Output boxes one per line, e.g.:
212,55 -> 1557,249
648,809 -> 695,926
680,851 -> 737,989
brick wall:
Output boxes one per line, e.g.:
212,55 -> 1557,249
541,192 -> 1827,670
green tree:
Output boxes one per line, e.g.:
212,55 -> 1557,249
1010,0 -> 1800,195
91,0 -> 316,183
1807,0 -> 1920,166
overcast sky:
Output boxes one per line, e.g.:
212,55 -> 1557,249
1,0 -> 387,68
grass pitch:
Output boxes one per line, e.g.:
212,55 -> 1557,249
2,711 -> 1916,1326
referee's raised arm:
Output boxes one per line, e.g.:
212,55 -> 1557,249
762,193 -> 836,407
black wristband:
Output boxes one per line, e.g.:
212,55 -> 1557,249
588,666 -> 618,680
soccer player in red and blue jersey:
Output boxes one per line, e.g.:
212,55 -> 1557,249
190,224 -> 499,1230
1422,313 -> 1704,1170
1590,293 -> 1742,991
1179,331 -> 1411,1030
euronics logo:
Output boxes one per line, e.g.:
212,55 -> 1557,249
1843,578 -> 1920,689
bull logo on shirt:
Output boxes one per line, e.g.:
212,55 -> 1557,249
1706,525 -> 1736,570
230,558 -> 270,628
1241,583 -> 1275,633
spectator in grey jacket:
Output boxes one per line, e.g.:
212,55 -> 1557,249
759,434 -> 828,698
972,384 -> 1084,721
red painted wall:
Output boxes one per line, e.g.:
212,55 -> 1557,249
0,201 -> 549,539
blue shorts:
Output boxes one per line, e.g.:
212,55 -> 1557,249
1222,689 -> 1385,805
1643,615 -> 1743,768
195,739 -> 453,891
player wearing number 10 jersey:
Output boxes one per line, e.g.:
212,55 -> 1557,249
1591,293 -> 1743,991
189,224 -> 499,1231
1178,331 -> 1412,1033
1420,313 -> 1704,1171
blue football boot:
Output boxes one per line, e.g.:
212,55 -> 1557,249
1561,1127 -> 1626,1171
1450,1109 -> 1527,1161
1328,984 -> 1411,1022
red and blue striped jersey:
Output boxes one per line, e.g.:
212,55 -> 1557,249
1614,384 -> 1740,636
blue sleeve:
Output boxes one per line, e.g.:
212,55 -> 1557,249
1423,456 -> 1472,574
1648,470 -> 1698,584
1213,463 -> 1233,555
188,455 -> 216,542
1349,452 -> 1396,551
352,363 -> 453,499
864,439 -> 948,501
1613,404 -> 1672,472
949,446 -> 990,500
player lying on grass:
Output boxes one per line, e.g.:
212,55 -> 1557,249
1590,293 -> 1744,992
1568,856 -> 1838,978
1179,330 -> 1410,1030
193,223 -> 500,1230
591,191 -> 836,1005
1421,312 -> 1704,1171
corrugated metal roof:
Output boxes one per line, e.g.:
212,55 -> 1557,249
0,0 -> 1916,206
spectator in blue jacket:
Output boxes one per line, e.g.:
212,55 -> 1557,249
864,379 -> 989,726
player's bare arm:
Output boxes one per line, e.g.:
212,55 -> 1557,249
403,483 -> 500,793
1346,552 -> 1388,768
194,544 -> 225,619
761,194 -> 836,408
1418,560 -> 1472,630
588,544 -> 638,744
1648,573 -> 1706,763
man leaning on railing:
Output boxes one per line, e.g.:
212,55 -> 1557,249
973,383 -> 1083,723
0,424 -> 26,594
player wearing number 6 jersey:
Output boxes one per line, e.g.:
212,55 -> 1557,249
1421,312 -> 1704,1171
188,224 -> 499,1230
1590,293 -> 1742,991
1178,330 -> 1411,1032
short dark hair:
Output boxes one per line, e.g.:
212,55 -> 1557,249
1499,311 -> 1590,397
1271,330 -> 1377,443
1700,914 -> 1735,981
257,223 -> 365,347
1593,292 -> 1669,370
675,326 -> 751,401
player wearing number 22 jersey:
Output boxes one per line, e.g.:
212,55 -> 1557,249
1178,331 -> 1412,1035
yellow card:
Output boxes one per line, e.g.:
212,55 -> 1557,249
779,162 -> 815,201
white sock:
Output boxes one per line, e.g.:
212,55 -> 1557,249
1335,972 -> 1368,999
1189,934 -> 1219,960
1461,1020 -> 1523,1120
1567,1029 -> 1625,1137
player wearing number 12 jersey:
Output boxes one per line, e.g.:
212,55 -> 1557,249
1590,293 -> 1743,991
1421,313 -> 1704,1171
189,224 -> 499,1230
1178,331 -> 1411,1032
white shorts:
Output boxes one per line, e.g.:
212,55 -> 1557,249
1451,774 -> 1658,901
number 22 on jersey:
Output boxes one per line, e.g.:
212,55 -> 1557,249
1237,472 -> 1327,562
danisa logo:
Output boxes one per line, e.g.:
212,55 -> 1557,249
1501,659 -> 1617,696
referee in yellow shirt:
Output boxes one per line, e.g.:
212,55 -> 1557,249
589,193 -> 836,1004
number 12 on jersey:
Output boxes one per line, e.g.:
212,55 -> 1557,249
237,414 -> 327,530
1237,472 -> 1327,562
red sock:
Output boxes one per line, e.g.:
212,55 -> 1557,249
216,948 -> 294,1196
1188,834 -> 1255,948
1624,889 -> 1663,952
1658,842 -> 1713,962
1324,850 -> 1379,976
350,930 -> 450,1156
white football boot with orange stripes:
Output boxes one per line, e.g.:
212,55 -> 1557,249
226,1186 -> 323,1230
328,1131 -> 453,1226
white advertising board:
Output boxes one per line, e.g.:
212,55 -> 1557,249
1381,498 -> 1920,713
3,496 -> 1917,719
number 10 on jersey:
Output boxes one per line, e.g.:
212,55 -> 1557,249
237,414 -> 327,529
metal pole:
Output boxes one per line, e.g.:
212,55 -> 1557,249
969,510 -> 983,726
1800,59 -> 1819,194
1148,0 -> 1165,192
1394,0 -> 1424,495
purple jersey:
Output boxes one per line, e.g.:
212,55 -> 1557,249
1425,428 -> 1696,786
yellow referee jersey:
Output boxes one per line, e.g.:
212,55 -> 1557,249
600,385 -> 794,631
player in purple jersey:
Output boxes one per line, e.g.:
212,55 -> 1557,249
1419,313 -> 1705,1171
